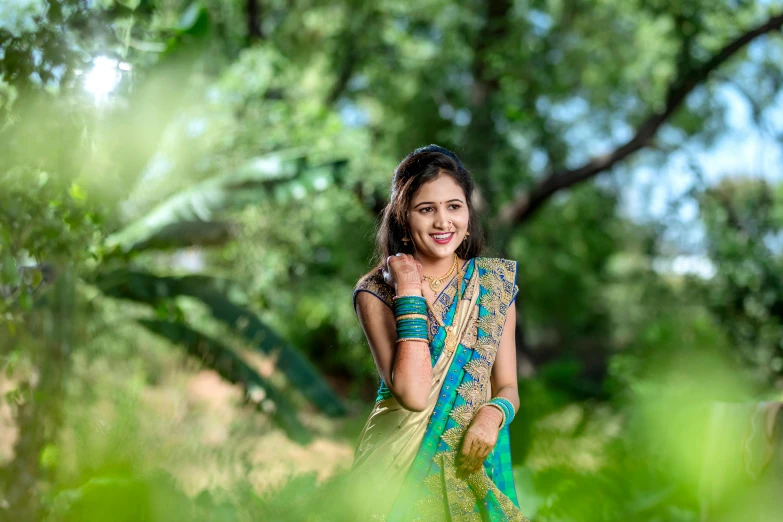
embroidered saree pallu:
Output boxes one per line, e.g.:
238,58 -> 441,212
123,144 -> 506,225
350,258 -> 529,522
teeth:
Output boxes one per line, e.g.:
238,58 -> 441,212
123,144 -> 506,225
432,233 -> 452,239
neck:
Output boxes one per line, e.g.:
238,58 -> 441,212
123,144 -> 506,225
414,252 -> 458,277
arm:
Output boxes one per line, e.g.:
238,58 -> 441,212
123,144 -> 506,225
457,301 -> 519,476
489,301 -> 520,411
355,269 -> 432,412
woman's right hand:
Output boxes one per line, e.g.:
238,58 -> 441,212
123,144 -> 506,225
384,253 -> 423,295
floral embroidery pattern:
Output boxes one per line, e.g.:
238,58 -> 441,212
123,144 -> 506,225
395,258 -> 527,521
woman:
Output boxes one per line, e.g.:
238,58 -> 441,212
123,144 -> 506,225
349,145 -> 529,521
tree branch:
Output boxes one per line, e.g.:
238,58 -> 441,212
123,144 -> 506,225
498,11 -> 783,226
246,0 -> 262,42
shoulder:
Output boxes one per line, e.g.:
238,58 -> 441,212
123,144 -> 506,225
474,257 -> 519,303
353,268 -> 395,311
474,257 -> 518,276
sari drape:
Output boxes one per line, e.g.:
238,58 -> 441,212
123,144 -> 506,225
350,257 -> 529,522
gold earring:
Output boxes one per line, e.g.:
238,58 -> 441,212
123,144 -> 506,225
402,235 -> 410,245
463,231 -> 470,242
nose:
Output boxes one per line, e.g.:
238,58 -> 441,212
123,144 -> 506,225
432,206 -> 449,229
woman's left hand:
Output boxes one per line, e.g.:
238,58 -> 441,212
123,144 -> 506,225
456,405 -> 503,477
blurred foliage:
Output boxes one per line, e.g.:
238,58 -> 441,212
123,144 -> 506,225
2,0 -> 783,521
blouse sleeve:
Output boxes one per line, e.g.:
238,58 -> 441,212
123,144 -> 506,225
353,271 -> 395,312
508,260 -> 520,305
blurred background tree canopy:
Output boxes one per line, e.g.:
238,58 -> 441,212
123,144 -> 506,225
2,0 -> 783,521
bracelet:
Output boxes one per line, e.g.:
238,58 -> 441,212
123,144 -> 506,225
396,338 -> 429,344
394,295 -> 427,343
395,313 -> 428,322
482,403 -> 507,429
396,321 -> 428,340
487,397 -> 515,426
392,292 -> 423,301
393,295 -> 426,315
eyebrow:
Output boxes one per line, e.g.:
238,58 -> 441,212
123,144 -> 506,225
414,198 -> 465,209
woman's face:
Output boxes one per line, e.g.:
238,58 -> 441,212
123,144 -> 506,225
407,173 -> 470,261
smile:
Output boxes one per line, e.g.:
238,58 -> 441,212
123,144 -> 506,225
430,232 -> 454,244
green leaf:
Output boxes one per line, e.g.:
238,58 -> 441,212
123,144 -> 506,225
138,318 -> 309,442
95,269 -> 347,417
68,182 -> 86,202
2,255 -> 18,285
106,153 -> 346,253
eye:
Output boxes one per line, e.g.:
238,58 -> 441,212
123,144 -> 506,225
448,204 -> 462,210
419,206 -> 434,213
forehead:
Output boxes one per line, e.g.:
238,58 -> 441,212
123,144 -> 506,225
411,173 -> 465,202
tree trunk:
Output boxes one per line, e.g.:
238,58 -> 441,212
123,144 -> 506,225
1,266 -> 74,522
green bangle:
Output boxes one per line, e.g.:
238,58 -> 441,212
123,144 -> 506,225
488,397 -> 515,425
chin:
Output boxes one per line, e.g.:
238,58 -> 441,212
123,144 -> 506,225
432,247 -> 458,258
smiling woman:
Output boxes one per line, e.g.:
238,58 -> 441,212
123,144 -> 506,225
347,145 -> 529,521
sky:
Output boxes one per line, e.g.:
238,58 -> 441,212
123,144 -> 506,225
618,31 -> 783,268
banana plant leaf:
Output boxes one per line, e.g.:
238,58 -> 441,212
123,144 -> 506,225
131,221 -> 235,250
138,318 -> 310,443
95,269 -> 347,416
106,153 -> 346,253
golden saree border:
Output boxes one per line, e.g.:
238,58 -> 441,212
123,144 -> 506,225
349,258 -> 526,521
412,257 -> 527,521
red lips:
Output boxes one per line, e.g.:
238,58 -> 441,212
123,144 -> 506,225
430,233 -> 454,245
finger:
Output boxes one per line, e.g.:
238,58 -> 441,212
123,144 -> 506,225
459,435 -> 475,463
468,442 -> 486,466
465,451 -> 483,475
475,446 -> 490,472
459,440 -> 479,474
470,441 -> 490,469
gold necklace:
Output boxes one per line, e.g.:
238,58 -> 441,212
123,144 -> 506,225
422,254 -> 458,292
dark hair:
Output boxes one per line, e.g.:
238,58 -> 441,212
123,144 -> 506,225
374,144 -> 484,265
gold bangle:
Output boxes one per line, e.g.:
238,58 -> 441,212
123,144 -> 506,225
395,313 -> 428,321
396,338 -> 429,344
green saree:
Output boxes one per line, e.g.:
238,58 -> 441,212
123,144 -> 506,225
350,257 -> 529,521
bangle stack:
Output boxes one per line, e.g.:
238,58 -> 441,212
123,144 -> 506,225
483,397 -> 516,429
393,295 -> 428,344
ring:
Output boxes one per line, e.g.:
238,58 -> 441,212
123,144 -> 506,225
396,253 -> 402,256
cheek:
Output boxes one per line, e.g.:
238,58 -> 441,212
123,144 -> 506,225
407,213 -> 428,234
454,209 -> 470,228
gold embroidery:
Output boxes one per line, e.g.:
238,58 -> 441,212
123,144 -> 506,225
389,259 -> 527,521
441,426 -> 464,449
456,379 -> 485,408
440,453 -> 483,522
450,404 -> 474,426
460,306 -> 480,349
477,314 -> 504,344
473,340 -> 494,359
412,496 -> 447,522
420,258 -> 527,520
416,453 -> 530,522
464,358 -> 491,382
423,472 -> 443,493
467,472 -> 490,500
479,290 -> 500,312
443,326 -> 459,355
354,271 -> 395,309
